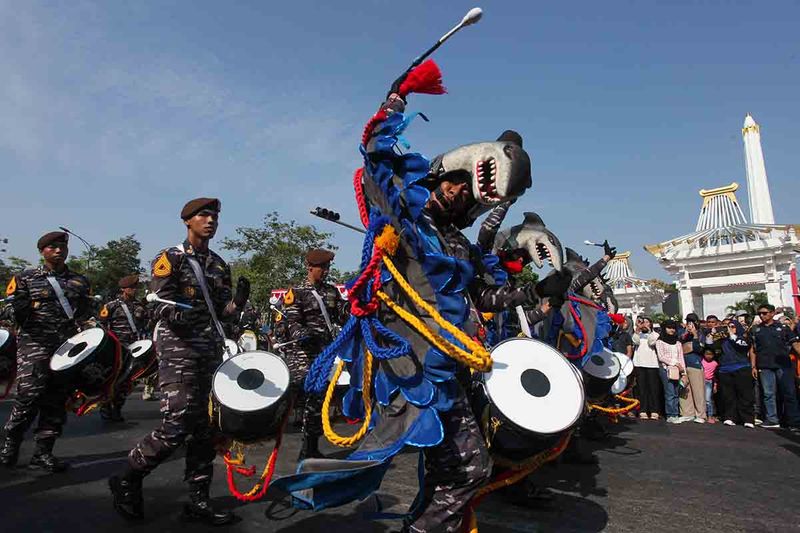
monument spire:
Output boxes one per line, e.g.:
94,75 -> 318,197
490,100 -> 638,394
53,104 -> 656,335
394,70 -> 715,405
742,114 -> 775,224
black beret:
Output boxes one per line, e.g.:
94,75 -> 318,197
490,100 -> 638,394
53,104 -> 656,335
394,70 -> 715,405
306,248 -> 335,265
118,274 -> 140,289
181,197 -> 221,220
497,130 -> 523,148
37,231 -> 69,251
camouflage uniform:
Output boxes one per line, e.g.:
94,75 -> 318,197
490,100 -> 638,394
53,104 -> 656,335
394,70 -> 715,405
127,239 -> 233,486
2,266 -> 92,454
99,296 -> 148,413
283,280 -> 347,438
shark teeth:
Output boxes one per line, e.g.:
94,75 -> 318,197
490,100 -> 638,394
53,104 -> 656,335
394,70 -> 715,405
477,158 -> 498,201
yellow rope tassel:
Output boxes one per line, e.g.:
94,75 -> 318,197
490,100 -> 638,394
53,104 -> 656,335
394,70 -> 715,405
321,350 -> 374,447
587,394 -> 640,416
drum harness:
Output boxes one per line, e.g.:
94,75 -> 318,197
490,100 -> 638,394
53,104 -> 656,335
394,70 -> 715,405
183,251 -> 291,502
47,276 -> 124,416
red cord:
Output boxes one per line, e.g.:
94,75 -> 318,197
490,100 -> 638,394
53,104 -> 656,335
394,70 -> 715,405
225,410 -> 289,502
353,168 -> 369,228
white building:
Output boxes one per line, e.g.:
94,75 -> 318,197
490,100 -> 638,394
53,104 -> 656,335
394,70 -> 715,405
603,251 -> 665,319
645,115 -> 799,318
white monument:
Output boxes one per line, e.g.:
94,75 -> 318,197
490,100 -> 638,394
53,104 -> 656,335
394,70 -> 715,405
603,252 -> 665,320
645,115 -> 799,318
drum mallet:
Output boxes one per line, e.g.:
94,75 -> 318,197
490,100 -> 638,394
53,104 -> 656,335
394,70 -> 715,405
404,7 -> 483,73
273,337 -> 308,350
270,305 -> 285,319
146,292 -> 193,310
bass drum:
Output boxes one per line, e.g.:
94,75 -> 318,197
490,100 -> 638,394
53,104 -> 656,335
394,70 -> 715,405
581,350 -> 621,401
212,351 -> 291,443
50,328 -> 120,396
479,338 -> 584,461
609,349 -> 633,395
0,328 -> 17,389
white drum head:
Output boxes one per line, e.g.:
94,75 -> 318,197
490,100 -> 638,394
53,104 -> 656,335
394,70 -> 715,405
223,339 -> 240,361
128,340 -> 153,359
239,331 -> 258,352
583,350 -> 621,380
0,329 -> 10,348
213,351 -> 290,413
611,372 -> 628,395
485,338 -> 584,435
50,328 -> 106,372
607,349 -> 634,378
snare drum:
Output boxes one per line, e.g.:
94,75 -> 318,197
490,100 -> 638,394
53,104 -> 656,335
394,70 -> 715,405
212,350 -> 291,443
238,330 -> 259,352
0,328 -> 17,386
117,340 -> 157,388
609,349 -> 632,395
479,338 -> 585,461
50,328 -> 120,396
581,350 -> 621,401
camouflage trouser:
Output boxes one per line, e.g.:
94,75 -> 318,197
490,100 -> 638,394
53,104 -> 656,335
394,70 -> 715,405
287,349 -> 323,438
3,339 -> 68,449
128,327 -> 221,484
142,373 -> 158,398
408,394 -> 491,533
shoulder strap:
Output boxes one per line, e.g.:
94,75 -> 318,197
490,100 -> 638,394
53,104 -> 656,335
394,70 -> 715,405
46,276 -> 75,320
515,305 -> 532,338
119,301 -> 138,337
310,288 -> 335,335
182,252 -> 228,350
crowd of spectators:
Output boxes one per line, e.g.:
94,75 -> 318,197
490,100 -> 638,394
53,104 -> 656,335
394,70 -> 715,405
611,305 -> 800,430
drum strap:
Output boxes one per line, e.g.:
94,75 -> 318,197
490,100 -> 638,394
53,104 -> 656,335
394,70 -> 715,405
120,301 -> 138,336
182,252 -> 228,350
46,276 -> 74,320
515,305 -> 532,338
310,289 -> 335,335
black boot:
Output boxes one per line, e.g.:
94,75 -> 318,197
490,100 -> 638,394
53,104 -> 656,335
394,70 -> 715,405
109,468 -> 144,521
0,436 -> 21,468
183,482 -> 235,526
298,436 -> 324,462
29,441 -> 68,473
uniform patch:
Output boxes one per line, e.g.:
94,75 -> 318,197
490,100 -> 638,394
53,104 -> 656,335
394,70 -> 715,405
5,276 -> 16,296
99,305 -> 109,318
284,289 -> 294,305
153,252 -> 172,278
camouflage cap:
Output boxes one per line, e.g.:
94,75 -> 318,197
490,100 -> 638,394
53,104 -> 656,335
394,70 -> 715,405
37,231 -> 69,251
118,274 -> 140,288
306,248 -> 335,266
181,197 -> 221,220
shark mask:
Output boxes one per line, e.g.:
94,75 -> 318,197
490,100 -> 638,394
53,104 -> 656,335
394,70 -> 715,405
427,130 -> 532,229
493,212 -> 563,270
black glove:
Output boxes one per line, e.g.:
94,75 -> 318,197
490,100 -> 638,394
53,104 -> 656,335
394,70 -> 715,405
549,294 -> 566,309
234,276 -> 250,308
161,305 -> 202,330
602,240 -> 617,260
388,71 -> 409,101
535,269 -> 572,300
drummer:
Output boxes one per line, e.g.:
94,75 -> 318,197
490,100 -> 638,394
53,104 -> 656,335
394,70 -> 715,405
0,231 -> 93,472
283,248 -> 348,460
109,197 -> 250,524
98,274 -> 148,422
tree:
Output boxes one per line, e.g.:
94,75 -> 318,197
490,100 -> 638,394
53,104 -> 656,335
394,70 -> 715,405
67,235 -> 144,299
0,256 -> 33,290
727,291 -> 769,317
223,212 -> 338,307
647,278 -> 678,294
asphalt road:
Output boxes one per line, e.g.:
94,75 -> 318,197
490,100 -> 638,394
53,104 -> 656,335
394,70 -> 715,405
1,392 -> 799,533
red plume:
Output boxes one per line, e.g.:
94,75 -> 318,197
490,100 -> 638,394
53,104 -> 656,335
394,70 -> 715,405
398,60 -> 446,98
609,313 -> 626,326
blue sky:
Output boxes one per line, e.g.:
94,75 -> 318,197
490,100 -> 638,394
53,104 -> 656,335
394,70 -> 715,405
1,1 -> 798,281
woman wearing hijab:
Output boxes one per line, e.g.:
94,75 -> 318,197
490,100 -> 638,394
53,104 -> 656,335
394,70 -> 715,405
655,320 -> 686,424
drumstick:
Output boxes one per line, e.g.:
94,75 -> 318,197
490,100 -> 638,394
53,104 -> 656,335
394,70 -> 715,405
273,337 -> 307,350
145,292 -> 193,310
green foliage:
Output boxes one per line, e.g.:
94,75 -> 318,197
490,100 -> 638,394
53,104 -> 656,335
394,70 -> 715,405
0,256 -> 33,289
223,212 -> 338,307
650,311 -> 680,325
647,278 -> 678,293
513,265 -> 540,286
727,291 -> 769,317
66,235 -> 144,299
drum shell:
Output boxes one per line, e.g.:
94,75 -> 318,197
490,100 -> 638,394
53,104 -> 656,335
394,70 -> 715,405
484,399 -> 564,461
212,395 -> 289,444
117,341 -> 157,388
0,329 -> 17,382
581,372 -> 617,402
51,329 -> 118,396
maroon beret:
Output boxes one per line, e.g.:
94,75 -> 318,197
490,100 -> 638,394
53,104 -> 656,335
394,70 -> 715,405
118,274 -> 140,289
37,231 -> 69,251
306,248 -> 335,266
180,197 -> 221,220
